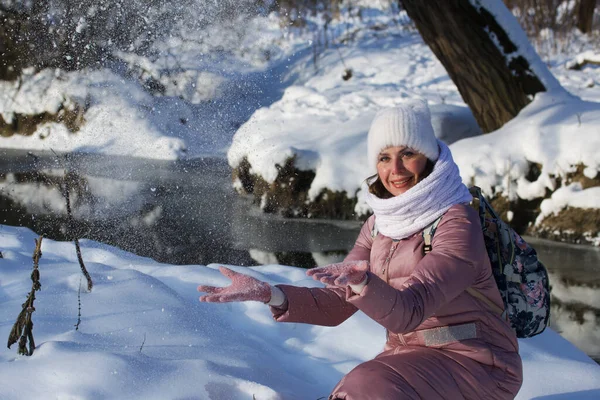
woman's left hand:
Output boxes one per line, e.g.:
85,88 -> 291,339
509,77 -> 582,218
307,260 -> 369,287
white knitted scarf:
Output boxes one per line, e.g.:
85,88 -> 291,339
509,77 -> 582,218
366,140 -> 472,240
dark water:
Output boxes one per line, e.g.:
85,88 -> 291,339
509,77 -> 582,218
1,149 -> 599,362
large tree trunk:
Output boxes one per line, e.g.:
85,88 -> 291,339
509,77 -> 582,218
400,0 -> 559,133
577,0 -> 597,33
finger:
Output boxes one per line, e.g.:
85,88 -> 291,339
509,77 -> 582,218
356,260 -> 370,271
199,294 -> 217,302
307,263 -> 342,276
197,285 -> 224,294
306,267 -> 325,277
200,294 -> 227,303
319,276 -> 338,286
311,272 -> 334,281
206,293 -> 250,303
219,266 -> 239,280
333,276 -> 350,286
216,293 -> 249,302
307,271 -> 320,280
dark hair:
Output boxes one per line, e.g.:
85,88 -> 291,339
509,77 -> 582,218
367,158 -> 435,199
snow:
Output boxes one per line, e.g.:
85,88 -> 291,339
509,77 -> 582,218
566,50 -> 600,70
0,69 -> 188,160
538,183 -> 600,220
470,0 -> 568,94
534,183 -> 600,245
227,24 -> 467,199
1,225 -> 599,399
451,93 -> 600,201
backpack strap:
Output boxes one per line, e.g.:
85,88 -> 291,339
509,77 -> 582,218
421,210 -> 507,319
422,216 -> 443,255
466,287 -> 506,318
371,220 -> 378,238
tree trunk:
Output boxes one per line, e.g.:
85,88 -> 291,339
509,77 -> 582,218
0,7 -> 26,80
400,0 -> 550,133
577,0 -> 597,33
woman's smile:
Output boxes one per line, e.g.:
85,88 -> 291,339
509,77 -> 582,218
390,176 -> 412,188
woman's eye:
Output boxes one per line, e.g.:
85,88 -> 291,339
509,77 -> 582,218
378,156 -> 390,162
402,151 -> 415,158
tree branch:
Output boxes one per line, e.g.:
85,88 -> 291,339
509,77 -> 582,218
63,170 -> 93,291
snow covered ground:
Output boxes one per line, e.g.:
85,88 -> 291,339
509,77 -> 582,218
1,225 -> 599,399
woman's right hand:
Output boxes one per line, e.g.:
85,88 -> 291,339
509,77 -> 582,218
198,266 -> 272,303
307,260 -> 369,287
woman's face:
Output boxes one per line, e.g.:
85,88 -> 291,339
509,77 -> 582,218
376,146 -> 429,196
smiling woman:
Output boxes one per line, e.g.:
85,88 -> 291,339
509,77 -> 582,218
198,100 -> 524,399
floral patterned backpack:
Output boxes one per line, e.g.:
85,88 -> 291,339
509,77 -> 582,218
423,186 -> 551,338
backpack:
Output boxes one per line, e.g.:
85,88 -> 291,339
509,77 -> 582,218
422,186 -> 551,338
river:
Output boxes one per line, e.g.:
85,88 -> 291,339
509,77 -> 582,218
1,149 -> 599,363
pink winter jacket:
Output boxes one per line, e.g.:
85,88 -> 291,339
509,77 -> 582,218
271,203 -> 523,398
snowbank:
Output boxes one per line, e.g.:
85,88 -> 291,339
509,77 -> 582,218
0,69 -> 188,160
1,224 -> 599,399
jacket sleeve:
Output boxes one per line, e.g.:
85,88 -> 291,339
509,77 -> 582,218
346,206 -> 485,334
269,217 -> 376,325
270,285 -> 358,326
344,215 -> 375,262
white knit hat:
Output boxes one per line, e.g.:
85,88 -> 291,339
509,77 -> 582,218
367,100 -> 439,169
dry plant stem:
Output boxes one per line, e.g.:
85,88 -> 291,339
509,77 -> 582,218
63,170 -> 93,291
74,277 -> 82,330
139,333 -> 146,353
7,235 -> 43,356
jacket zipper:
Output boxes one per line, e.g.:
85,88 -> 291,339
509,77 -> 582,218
384,240 -> 407,346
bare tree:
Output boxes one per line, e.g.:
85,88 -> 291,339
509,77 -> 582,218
577,0 -> 598,33
400,0 -> 567,133
0,0 -> 190,80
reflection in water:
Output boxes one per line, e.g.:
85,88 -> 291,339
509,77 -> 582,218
526,237 -> 600,363
0,150 -> 361,268
1,149 -> 599,363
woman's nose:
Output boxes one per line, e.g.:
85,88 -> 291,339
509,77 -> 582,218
391,158 -> 405,174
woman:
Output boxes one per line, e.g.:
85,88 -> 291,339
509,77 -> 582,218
198,100 -> 523,399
